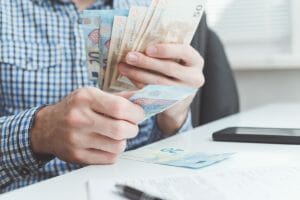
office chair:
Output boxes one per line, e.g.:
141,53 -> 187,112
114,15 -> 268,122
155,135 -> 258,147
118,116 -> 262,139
191,15 -> 240,127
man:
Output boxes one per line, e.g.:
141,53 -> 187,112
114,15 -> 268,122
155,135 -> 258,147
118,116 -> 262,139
0,0 -> 204,193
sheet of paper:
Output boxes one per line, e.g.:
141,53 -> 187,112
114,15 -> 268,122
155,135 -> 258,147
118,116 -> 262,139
87,166 -> 300,200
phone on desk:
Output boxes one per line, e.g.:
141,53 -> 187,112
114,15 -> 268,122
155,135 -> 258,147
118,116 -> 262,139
212,127 -> 300,144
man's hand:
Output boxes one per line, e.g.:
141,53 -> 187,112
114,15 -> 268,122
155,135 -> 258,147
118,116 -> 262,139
30,87 -> 144,165
118,43 -> 204,134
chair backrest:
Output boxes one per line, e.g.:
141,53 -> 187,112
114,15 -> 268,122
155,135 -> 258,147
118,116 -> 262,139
190,15 -> 240,127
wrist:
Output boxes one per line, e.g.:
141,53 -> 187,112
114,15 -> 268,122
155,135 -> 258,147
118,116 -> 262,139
30,105 -> 54,156
157,108 -> 189,135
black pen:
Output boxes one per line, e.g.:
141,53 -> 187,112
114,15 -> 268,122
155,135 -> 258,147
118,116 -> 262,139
115,184 -> 166,200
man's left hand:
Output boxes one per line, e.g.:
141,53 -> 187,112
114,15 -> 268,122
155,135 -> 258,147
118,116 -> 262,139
118,43 -> 205,135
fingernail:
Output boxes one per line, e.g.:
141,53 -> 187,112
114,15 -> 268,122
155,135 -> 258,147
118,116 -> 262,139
126,53 -> 138,63
146,46 -> 157,55
119,65 -> 127,74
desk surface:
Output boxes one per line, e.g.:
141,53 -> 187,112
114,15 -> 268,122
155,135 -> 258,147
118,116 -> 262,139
1,104 -> 300,199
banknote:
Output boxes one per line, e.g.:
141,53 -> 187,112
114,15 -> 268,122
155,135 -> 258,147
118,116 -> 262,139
82,0 -> 206,93
136,0 -> 206,52
122,147 -> 234,169
129,85 -> 197,119
132,0 -> 160,51
103,16 -> 135,92
81,11 -> 102,85
159,152 -> 234,169
98,10 -> 128,88
110,6 -> 148,87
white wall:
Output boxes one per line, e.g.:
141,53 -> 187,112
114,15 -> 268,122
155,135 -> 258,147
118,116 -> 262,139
206,0 -> 300,112
234,69 -> 300,111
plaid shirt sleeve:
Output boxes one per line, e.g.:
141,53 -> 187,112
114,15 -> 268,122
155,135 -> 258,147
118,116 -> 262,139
0,106 -> 50,188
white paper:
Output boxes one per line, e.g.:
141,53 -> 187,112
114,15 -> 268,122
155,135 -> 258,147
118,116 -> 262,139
87,166 -> 300,200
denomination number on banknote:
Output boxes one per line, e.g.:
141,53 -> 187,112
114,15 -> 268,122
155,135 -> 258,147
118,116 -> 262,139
193,5 -> 204,18
160,148 -> 184,155
88,52 -> 100,64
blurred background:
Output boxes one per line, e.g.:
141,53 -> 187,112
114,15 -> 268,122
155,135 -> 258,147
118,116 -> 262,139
206,0 -> 300,110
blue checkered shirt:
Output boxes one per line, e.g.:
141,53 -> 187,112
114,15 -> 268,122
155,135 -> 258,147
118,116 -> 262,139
0,0 -> 192,193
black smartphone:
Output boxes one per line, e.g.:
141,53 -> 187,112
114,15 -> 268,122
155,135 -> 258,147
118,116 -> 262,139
212,127 -> 300,144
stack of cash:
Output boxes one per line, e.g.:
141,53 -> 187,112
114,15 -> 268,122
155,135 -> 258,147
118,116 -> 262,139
81,0 -> 206,92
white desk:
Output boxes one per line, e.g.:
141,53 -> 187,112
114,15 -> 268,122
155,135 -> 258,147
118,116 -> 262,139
1,104 -> 300,200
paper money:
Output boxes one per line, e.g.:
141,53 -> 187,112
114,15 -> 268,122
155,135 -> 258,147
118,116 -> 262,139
110,6 -> 148,87
122,147 -> 234,169
82,0 -> 206,91
111,0 -> 161,88
132,0 -> 160,51
109,0 -> 206,89
129,85 -> 196,119
98,10 -> 128,87
81,11 -> 102,85
103,16 -> 135,92
160,152 -> 233,169
136,0 -> 206,52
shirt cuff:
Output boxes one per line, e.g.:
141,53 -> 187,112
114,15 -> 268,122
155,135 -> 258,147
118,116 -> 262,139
0,106 -> 51,184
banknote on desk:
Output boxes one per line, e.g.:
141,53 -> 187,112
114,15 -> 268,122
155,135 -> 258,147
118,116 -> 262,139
122,146 -> 234,169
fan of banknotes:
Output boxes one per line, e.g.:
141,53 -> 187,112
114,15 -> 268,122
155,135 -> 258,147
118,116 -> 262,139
81,0 -> 206,92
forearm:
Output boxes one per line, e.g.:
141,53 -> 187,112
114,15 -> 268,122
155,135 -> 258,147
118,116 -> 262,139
157,95 -> 195,135
127,111 -> 193,151
157,108 -> 189,135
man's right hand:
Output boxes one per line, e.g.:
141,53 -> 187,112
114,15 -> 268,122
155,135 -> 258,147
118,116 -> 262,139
30,87 -> 144,165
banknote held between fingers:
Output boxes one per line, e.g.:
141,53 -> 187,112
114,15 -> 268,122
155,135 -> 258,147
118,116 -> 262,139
30,87 -> 143,165
120,43 -> 205,135
122,43 -> 205,88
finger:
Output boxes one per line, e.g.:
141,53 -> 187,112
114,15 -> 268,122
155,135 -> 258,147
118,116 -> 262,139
87,111 -> 139,140
119,64 -> 182,86
81,133 -> 127,154
114,91 -> 136,99
145,43 -> 203,66
124,54 -> 189,80
120,60 -> 203,87
131,80 -> 145,89
74,149 -> 119,165
87,88 -> 144,123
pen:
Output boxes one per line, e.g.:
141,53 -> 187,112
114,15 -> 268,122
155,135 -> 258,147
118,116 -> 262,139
115,184 -> 165,200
